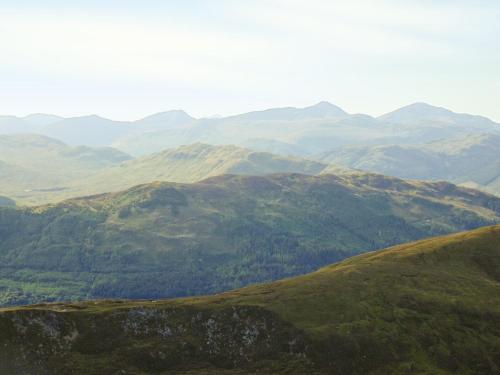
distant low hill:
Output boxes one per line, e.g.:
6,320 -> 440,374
1,224 -> 499,374
0,134 -> 132,204
318,133 -> 500,195
0,172 -> 499,307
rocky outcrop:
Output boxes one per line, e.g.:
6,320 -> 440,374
0,303 -> 312,374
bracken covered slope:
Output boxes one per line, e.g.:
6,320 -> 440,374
0,225 -> 499,374
1,173 -> 500,306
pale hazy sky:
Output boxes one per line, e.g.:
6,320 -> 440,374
1,0 -> 499,121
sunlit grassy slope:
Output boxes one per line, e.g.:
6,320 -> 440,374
1,225 -> 499,374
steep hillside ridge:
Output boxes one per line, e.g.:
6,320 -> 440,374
0,173 -> 499,306
1,225 -> 499,374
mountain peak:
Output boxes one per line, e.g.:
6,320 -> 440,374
135,110 -> 194,128
304,101 -> 348,117
231,101 -> 348,121
68,114 -> 109,121
379,102 -> 456,123
309,101 -> 337,109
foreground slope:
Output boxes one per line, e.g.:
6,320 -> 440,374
1,225 -> 499,374
1,173 -> 500,306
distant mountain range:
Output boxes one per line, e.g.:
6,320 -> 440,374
0,110 -> 195,147
112,102 -> 500,157
2,102 -> 499,154
1,224 -> 499,374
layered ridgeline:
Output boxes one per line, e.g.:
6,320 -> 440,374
0,134 -> 132,204
0,113 -> 63,134
0,110 -> 195,146
1,173 -> 500,306
3,102 -> 499,157
2,142 -> 330,205
1,225 -> 499,374
67,143 -> 328,197
318,133 -> 500,196
112,102 -> 500,156
3,102 -> 500,200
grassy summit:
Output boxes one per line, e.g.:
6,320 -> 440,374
1,225 -> 499,374
0,173 -> 499,306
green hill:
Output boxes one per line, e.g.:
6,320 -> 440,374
1,173 -> 499,307
10,143 -> 329,204
1,225 -> 499,374
66,143 -> 327,197
0,141 -> 333,205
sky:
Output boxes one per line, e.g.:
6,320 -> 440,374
1,0 -> 499,121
